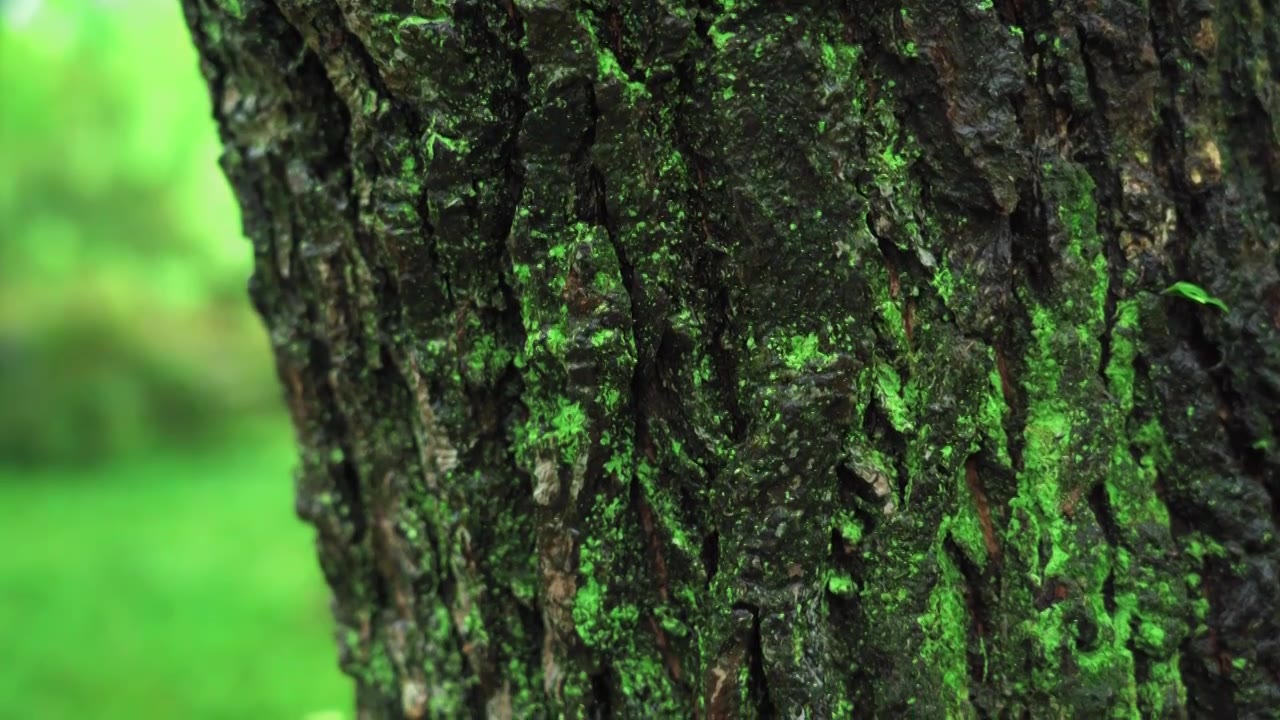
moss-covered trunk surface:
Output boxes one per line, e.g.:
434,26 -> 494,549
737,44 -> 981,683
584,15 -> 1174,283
183,0 -> 1280,716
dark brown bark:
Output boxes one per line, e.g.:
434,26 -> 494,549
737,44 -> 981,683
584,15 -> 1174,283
183,0 -> 1280,716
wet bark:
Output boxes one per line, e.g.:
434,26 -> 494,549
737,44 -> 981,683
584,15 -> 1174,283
182,0 -> 1280,716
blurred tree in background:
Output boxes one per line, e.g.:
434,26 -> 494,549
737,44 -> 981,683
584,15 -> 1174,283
0,0 -> 278,463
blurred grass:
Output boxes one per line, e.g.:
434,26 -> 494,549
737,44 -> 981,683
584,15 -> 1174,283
0,0 -> 350,716
0,423 -> 352,719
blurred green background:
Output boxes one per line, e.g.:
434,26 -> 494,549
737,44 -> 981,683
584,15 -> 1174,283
0,0 -> 350,717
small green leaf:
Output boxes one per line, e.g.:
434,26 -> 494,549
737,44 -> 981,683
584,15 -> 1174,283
1163,281 -> 1229,313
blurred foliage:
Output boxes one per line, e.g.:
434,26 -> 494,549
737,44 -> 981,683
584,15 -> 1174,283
0,0 -> 278,464
0,1 -> 350,716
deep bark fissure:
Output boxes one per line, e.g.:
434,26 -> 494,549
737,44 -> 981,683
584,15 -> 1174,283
741,604 -> 776,719
942,534 -> 993,688
1085,481 -> 1119,619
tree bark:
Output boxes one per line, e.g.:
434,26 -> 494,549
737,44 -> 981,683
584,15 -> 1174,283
183,0 -> 1280,716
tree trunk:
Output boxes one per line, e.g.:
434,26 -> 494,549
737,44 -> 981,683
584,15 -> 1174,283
182,0 -> 1280,716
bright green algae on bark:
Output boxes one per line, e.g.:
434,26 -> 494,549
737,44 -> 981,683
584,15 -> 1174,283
991,161 -> 1185,715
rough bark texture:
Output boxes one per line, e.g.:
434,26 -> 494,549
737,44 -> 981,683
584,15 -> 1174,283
183,0 -> 1280,716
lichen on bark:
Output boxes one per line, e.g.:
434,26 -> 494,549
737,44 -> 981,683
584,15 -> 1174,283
183,0 -> 1280,716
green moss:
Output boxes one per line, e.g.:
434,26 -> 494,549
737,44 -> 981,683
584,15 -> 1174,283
216,0 -> 244,20
945,488 -> 992,569
835,512 -> 863,546
982,161 -> 1191,712
778,332 -> 836,372
614,656 -> 679,710
931,262 -> 957,306
708,25 -> 735,50
636,460 -> 694,554
463,333 -> 514,384
874,364 -> 914,432
392,14 -> 447,45
572,573 -> 608,645
424,131 -> 470,161
1139,621 -> 1166,648
998,161 -> 1141,706
366,640 -> 396,690
916,549 -> 973,716
827,572 -> 856,596
594,47 -> 646,101
552,400 -> 588,464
